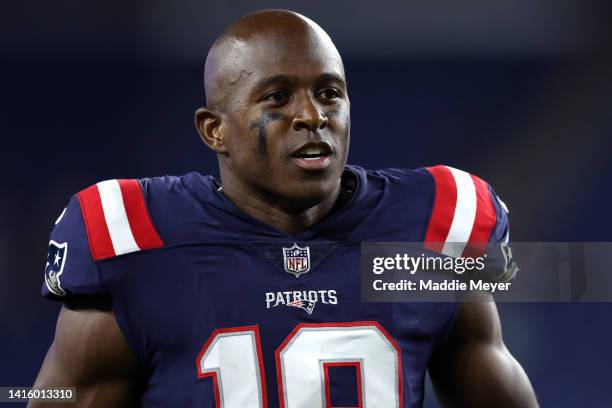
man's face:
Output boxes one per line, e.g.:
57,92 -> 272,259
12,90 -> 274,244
215,29 -> 350,207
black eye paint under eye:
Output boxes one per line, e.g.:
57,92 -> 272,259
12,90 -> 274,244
248,112 -> 286,158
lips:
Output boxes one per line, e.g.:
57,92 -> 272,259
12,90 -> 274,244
290,142 -> 333,171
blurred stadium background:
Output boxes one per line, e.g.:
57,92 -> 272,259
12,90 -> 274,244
1,1 -> 611,406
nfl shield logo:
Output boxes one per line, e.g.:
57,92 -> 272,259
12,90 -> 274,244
282,243 -> 311,278
45,240 -> 68,296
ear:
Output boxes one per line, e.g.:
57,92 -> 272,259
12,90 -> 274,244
195,107 -> 228,154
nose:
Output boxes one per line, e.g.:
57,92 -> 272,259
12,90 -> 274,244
292,93 -> 328,132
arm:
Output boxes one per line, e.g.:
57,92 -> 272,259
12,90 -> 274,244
29,300 -> 142,408
429,295 -> 538,408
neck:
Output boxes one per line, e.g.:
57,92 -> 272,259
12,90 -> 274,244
218,171 -> 342,237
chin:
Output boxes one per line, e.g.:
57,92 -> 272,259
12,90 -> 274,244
282,178 -> 338,206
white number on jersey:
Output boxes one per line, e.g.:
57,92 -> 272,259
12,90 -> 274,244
197,321 -> 403,408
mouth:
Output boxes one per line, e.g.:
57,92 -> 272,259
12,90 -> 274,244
290,142 -> 333,171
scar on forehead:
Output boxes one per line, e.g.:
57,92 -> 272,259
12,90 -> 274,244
249,112 -> 286,158
228,69 -> 253,86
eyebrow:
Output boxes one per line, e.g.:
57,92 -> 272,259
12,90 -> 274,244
252,72 -> 346,95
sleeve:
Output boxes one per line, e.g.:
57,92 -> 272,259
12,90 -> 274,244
42,195 -> 103,300
422,165 -> 517,282
424,165 -> 508,256
42,178 -> 165,300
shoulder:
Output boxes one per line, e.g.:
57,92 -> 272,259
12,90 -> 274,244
422,165 -> 510,254
75,172 -> 217,259
357,163 -> 504,206
76,177 -> 168,261
365,164 -> 510,253
350,165 -> 433,187
42,173 -> 213,298
368,164 -> 500,194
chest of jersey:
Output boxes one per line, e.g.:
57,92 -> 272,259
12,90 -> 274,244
103,242 -> 457,408
43,166 -> 509,407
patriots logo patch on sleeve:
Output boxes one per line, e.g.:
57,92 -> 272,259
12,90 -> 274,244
45,241 -> 67,296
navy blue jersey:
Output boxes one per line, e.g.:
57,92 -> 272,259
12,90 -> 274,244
42,164 -> 510,408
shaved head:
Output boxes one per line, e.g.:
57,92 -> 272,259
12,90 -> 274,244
195,9 -> 350,226
204,9 -> 344,110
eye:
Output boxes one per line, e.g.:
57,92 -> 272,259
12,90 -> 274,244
263,90 -> 289,105
319,88 -> 341,102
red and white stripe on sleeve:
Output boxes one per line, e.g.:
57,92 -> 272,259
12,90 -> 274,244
77,179 -> 164,261
424,165 -> 496,257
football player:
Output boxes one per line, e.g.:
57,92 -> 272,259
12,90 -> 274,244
31,9 -> 538,407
